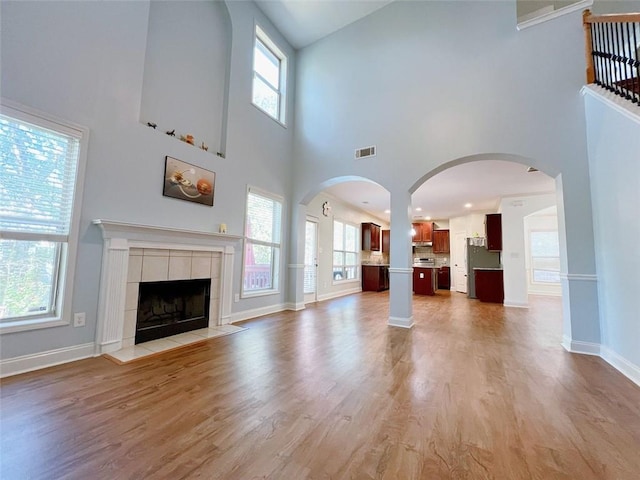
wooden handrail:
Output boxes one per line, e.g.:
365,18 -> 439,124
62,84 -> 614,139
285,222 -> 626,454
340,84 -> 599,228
583,10 -> 595,84
584,12 -> 640,24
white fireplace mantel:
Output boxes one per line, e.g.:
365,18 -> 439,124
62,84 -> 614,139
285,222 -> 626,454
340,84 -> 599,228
93,219 -> 241,355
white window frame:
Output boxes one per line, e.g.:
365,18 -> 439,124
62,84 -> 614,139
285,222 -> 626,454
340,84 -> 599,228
241,186 -> 284,298
332,220 -> 360,284
0,99 -> 88,334
528,229 -> 561,285
252,24 -> 287,126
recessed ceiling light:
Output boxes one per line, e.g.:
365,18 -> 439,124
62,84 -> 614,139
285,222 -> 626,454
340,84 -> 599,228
384,209 -> 390,214
464,203 -> 472,208
425,216 -> 431,220
415,207 -> 422,211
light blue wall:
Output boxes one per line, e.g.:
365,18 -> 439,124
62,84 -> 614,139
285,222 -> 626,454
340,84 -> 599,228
291,1 -> 599,341
0,0 -> 296,359
585,93 -> 640,370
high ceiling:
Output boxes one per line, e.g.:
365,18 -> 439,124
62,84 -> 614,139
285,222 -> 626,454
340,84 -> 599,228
255,0 -> 394,49
324,161 -> 556,223
253,2 -> 557,221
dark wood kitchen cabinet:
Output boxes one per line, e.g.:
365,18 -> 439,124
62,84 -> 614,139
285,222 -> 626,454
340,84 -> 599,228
362,265 -> 389,291
382,229 -> 390,254
361,222 -> 381,251
474,268 -> 504,303
412,222 -> 433,243
485,214 -> 502,251
433,229 -> 450,254
437,266 -> 450,290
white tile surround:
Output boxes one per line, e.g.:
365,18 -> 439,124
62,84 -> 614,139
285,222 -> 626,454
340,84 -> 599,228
93,220 -> 243,356
122,248 -> 223,349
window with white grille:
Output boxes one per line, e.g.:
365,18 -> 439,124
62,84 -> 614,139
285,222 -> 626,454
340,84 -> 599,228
333,220 -> 359,282
0,102 -> 86,329
242,187 -> 283,295
252,25 -> 287,124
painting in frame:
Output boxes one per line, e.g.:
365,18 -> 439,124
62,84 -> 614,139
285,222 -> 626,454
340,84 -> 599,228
163,156 -> 215,206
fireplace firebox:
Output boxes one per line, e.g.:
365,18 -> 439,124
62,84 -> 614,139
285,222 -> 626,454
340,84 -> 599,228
135,278 -> 210,344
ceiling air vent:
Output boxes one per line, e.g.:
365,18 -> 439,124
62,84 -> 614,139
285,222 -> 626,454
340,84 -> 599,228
355,145 -> 376,159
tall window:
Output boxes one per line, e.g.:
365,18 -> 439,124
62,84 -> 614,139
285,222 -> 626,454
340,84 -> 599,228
333,220 -> 359,282
529,230 -> 560,284
0,103 -> 85,328
252,25 -> 287,124
242,187 -> 283,295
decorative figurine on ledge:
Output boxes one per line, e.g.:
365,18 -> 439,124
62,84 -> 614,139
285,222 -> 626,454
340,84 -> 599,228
180,134 -> 195,145
146,122 -> 157,129
166,129 -> 175,137
200,141 -> 208,152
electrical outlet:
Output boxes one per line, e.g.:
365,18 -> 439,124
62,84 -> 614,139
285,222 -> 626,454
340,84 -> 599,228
73,312 -> 86,327
234,294 -> 240,303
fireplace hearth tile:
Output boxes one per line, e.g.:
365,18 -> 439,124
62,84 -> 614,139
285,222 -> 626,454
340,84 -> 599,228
104,325 -> 248,365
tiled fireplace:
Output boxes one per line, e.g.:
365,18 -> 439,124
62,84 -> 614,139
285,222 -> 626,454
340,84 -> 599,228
93,220 -> 241,355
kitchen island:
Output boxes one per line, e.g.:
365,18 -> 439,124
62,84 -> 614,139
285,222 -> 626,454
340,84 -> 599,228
413,265 -> 438,295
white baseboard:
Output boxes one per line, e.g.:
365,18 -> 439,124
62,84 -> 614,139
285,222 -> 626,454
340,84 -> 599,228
601,346 -> 640,388
388,316 -> 414,329
503,300 -> 529,308
0,343 -> 96,378
285,302 -> 305,311
230,303 -> 286,323
562,336 -> 601,355
317,286 -> 361,302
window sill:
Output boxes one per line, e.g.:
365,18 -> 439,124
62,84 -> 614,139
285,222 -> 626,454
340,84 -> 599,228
251,102 -> 287,129
332,279 -> 360,287
0,317 -> 69,334
241,289 -> 280,299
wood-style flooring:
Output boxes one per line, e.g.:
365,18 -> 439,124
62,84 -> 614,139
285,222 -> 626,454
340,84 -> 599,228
1,291 -> 640,479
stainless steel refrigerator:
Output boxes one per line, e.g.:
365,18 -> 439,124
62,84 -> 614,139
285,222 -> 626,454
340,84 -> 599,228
467,238 -> 501,299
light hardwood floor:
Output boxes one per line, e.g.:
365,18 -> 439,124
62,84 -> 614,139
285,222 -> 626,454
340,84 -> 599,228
1,291 -> 639,479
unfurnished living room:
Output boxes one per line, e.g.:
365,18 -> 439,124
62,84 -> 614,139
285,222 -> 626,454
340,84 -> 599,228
1,1 -> 640,479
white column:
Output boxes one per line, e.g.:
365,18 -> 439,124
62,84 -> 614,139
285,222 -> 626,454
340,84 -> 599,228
220,246 -> 235,325
388,189 -> 414,328
287,204 -> 307,311
95,238 -> 129,354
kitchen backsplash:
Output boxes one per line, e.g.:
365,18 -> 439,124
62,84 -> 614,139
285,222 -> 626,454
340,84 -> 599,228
413,246 -> 450,266
361,250 -> 389,264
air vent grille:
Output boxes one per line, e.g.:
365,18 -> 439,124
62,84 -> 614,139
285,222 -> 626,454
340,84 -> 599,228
355,145 -> 376,159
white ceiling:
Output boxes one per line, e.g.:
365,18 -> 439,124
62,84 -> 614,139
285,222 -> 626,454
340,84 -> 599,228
324,161 -> 556,223
255,0 -> 394,49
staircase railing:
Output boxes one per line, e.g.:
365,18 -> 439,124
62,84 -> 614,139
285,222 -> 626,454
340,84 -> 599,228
583,10 -> 640,105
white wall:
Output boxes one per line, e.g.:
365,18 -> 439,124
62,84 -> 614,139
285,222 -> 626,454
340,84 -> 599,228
307,194 -> 389,301
500,194 -> 557,307
585,90 -> 640,379
0,0 -> 296,360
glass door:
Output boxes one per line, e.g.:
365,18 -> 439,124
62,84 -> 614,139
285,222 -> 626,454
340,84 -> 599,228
304,219 -> 318,304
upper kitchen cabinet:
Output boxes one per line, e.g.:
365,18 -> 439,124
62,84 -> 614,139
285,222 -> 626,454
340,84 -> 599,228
412,222 -> 433,243
382,229 -> 390,254
362,222 -> 381,251
485,214 -> 502,251
433,229 -> 450,254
